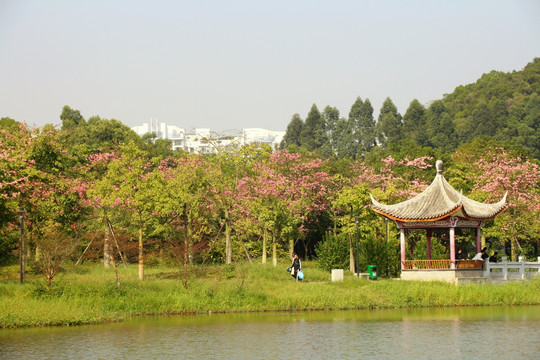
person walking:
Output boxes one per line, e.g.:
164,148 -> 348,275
290,253 -> 302,282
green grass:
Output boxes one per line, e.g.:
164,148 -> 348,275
1,261 -> 539,328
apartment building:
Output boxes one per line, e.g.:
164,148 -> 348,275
132,119 -> 284,154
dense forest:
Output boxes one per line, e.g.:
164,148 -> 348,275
281,57 -> 540,160
1,58 -> 539,281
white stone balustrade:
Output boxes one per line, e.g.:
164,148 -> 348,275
484,256 -> 540,280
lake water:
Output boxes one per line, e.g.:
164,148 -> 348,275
1,306 -> 539,359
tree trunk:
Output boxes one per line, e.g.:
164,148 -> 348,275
111,251 -> 120,288
262,227 -> 267,264
104,219 -> 112,268
186,208 -> 193,265
35,245 -> 41,262
272,235 -> 277,267
138,226 -> 144,281
289,238 -> 294,258
225,212 -> 232,264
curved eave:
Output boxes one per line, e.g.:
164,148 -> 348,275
459,191 -> 509,220
371,204 -> 463,222
460,203 -> 509,222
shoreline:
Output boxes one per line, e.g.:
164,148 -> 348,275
2,263 -> 539,329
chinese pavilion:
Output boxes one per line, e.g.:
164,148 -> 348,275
370,160 -> 507,281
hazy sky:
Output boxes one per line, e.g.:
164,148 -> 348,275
1,1 -> 539,132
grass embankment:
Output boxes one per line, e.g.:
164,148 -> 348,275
1,261 -> 539,328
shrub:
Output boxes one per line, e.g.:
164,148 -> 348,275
315,233 -> 350,272
358,236 -> 400,278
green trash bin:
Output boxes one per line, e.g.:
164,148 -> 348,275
367,265 -> 378,280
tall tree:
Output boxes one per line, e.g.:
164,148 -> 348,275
332,118 -> 356,159
426,100 -> 458,153
300,104 -> 328,151
60,105 -> 85,130
358,99 -> 377,155
322,106 -> 340,135
349,97 -> 376,156
280,114 -> 304,149
377,97 -> 402,148
402,99 -> 428,147
347,97 -> 363,158
322,106 -> 342,158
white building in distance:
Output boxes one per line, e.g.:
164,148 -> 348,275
132,119 -> 285,154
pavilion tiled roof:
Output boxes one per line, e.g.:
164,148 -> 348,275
370,160 -> 507,222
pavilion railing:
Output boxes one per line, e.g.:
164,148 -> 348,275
402,260 -> 484,270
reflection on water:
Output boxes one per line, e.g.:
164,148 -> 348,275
1,306 -> 539,359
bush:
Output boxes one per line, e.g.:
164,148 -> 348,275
315,233 -> 350,272
358,237 -> 400,278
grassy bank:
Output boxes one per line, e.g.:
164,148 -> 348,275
1,261 -> 540,328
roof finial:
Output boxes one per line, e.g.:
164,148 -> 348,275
436,160 -> 444,175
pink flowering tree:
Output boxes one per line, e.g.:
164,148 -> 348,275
1,123 -> 87,279
456,148 -> 540,260
204,145 -> 270,264
80,150 -> 121,268
0,123 -> 37,260
153,157 -> 213,258
238,150 -> 333,265
91,141 -> 156,280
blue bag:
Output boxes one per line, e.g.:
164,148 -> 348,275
298,271 -> 304,280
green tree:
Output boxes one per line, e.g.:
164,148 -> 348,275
377,97 -> 402,148
300,104 -> 328,151
60,105 -> 85,130
0,117 -> 19,131
323,105 -> 340,135
280,114 -> 303,149
514,94 -> 540,159
151,155 -> 213,283
92,142 -> 155,280
427,100 -> 458,153
402,99 -> 428,146
332,118 -> 356,159
350,97 -> 376,155
471,101 -> 498,139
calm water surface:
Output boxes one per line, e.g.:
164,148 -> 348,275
1,306 -> 539,359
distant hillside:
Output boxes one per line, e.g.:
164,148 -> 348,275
280,58 -> 540,160
442,58 -> 540,158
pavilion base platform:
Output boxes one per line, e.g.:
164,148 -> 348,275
401,269 -> 485,284
399,259 -> 540,284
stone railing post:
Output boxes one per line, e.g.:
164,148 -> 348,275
518,256 -> 525,279
484,260 -> 490,278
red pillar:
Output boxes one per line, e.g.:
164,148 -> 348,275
400,228 -> 406,270
476,227 -> 481,253
426,229 -> 432,260
450,227 -> 456,269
